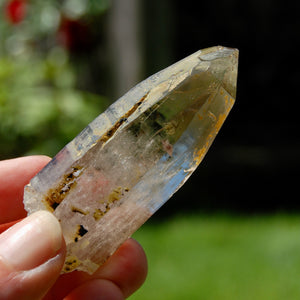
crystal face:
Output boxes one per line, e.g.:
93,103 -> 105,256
24,46 -> 238,274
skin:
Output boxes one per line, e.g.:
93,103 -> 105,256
0,156 -> 147,299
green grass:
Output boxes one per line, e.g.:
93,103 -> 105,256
130,214 -> 300,300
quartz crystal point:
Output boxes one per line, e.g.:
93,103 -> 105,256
24,46 -> 238,274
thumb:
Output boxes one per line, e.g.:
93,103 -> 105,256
0,211 -> 66,300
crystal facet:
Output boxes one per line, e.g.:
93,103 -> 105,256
24,46 -> 238,274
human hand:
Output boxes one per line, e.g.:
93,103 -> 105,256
0,156 -> 147,299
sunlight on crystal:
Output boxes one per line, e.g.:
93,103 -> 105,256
24,46 -> 239,274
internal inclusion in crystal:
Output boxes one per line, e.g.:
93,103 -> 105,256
24,46 -> 238,274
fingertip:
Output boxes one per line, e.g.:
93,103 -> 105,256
95,238 -> 148,298
0,211 -> 66,300
0,155 -> 52,223
0,211 -> 63,271
43,239 -> 147,299
23,155 -> 51,164
64,279 -> 124,300
119,238 -> 148,281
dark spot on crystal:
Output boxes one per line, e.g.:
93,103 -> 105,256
51,202 -> 60,210
42,166 -> 83,212
99,92 -> 149,144
73,225 -> 88,243
71,206 -> 88,215
78,225 -> 88,237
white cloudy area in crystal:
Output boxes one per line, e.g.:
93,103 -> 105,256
24,46 -> 238,274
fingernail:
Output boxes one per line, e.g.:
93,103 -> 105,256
0,211 -> 62,271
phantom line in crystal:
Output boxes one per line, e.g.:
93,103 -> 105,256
24,46 -> 239,274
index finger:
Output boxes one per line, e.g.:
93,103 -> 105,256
0,156 -> 51,223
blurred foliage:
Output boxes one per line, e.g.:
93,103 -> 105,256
132,214 -> 300,300
0,0 -> 110,159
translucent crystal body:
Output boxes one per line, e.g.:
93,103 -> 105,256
24,46 -> 238,274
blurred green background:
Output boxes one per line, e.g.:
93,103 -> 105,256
131,214 -> 300,300
1,0 -> 300,299
0,0 -> 110,158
